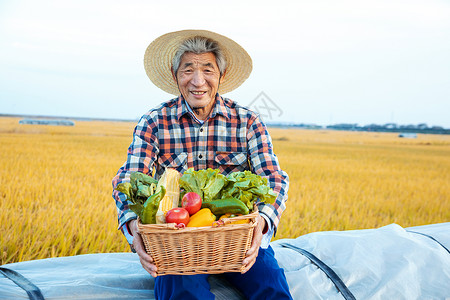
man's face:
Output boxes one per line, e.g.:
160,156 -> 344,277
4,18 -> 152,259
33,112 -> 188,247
174,52 -> 222,114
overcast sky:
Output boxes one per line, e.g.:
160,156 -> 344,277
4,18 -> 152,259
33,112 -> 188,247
1,0 -> 449,127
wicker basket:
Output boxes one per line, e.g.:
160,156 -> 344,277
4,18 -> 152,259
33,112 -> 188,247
137,211 -> 258,275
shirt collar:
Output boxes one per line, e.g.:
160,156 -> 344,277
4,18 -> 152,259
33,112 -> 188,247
177,93 -> 231,122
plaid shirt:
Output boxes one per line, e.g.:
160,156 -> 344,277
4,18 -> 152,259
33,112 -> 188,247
112,94 -> 289,237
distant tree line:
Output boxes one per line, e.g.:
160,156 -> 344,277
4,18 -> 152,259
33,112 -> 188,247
267,122 -> 450,135
325,123 -> 449,134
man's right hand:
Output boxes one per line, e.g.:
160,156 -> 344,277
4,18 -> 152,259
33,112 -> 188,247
128,219 -> 158,277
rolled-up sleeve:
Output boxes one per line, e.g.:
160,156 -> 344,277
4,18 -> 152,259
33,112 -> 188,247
246,114 -> 289,235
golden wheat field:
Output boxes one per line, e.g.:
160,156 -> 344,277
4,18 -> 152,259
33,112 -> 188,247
1,117 -> 449,265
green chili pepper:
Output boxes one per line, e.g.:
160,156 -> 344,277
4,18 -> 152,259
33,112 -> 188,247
141,186 -> 166,224
201,197 -> 249,216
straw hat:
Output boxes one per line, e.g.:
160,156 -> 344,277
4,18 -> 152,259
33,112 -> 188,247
143,29 -> 253,95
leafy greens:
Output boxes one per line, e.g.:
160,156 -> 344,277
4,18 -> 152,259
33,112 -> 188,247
179,168 -> 277,210
115,172 -> 166,224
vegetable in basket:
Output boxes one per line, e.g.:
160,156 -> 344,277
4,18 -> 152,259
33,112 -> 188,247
181,192 -> 202,215
219,213 -> 250,224
223,170 -> 277,209
179,168 -> 226,202
155,168 -> 181,223
165,207 -> 190,227
180,168 -> 277,215
186,208 -> 216,227
115,172 -> 166,224
201,197 -> 249,216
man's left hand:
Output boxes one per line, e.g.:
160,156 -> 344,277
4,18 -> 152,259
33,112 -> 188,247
241,214 -> 266,273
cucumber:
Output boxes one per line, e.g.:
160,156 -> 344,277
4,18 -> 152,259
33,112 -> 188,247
201,198 -> 249,216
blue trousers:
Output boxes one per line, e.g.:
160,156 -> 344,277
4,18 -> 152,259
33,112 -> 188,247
154,245 -> 292,300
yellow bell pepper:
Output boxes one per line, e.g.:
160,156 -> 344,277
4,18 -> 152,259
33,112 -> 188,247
187,208 -> 216,227
219,213 -> 250,224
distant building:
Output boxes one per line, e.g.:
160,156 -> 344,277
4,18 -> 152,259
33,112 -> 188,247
417,123 -> 428,130
398,133 -> 417,138
384,123 -> 397,130
19,119 -> 75,126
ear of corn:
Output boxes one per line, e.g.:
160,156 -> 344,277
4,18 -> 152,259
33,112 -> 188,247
155,168 -> 181,224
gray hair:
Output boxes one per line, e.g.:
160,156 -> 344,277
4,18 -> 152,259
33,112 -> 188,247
172,36 -> 227,77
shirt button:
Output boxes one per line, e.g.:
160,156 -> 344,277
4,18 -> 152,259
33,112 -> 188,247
200,128 -> 204,133
198,154 -> 203,159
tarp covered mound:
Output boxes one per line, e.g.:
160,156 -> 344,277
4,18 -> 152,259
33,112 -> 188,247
1,223 -> 449,300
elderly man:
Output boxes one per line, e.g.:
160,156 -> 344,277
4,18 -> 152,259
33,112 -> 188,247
112,30 -> 292,299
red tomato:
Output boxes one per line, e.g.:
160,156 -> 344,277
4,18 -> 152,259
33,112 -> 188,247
182,192 -> 202,215
165,208 -> 190,226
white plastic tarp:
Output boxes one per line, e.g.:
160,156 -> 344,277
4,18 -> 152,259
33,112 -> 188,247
272,222 -> 450,299
1,223 -> 449,300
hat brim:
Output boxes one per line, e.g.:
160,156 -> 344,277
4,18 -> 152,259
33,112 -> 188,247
143,29 -> 252,95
